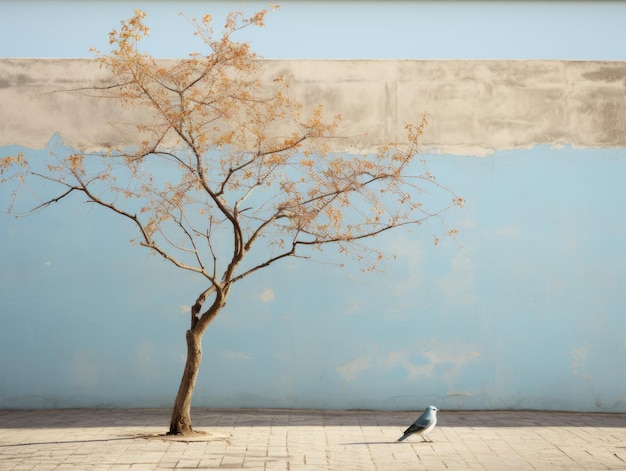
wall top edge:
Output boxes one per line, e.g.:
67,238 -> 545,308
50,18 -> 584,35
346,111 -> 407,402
2,57 -> 626,64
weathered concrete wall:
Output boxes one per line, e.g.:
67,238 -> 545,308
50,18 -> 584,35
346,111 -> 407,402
1,59 -> 626,412
2,59 -> 626,155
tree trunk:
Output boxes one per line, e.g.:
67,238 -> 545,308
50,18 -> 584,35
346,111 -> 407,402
168,329 -> 202,435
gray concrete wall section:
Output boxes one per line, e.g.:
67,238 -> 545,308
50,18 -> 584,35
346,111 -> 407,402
2,58 -> 626,155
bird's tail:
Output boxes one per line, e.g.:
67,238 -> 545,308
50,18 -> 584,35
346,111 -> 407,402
397,434 -> 409,442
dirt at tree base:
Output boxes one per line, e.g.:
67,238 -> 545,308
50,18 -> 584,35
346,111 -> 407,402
139,430 -> 231,443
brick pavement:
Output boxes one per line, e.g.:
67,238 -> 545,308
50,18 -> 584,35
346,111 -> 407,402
0,408 -> 625,470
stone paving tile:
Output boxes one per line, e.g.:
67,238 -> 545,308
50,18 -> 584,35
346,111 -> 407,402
0,409 -> 625,470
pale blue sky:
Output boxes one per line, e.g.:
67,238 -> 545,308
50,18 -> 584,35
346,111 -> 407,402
1,1 -> 625,59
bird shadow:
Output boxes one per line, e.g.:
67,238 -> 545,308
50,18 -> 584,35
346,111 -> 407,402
342,440 -> 432,446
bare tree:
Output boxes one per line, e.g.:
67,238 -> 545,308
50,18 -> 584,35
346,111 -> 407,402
0,8 -> 464,435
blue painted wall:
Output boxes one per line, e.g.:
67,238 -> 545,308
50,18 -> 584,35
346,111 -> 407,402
1,141 -> 625,411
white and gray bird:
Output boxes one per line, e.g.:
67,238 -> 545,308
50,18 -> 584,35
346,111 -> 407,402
397,405 -> 439,442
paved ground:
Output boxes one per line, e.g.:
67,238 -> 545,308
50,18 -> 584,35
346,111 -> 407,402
0,408 -> 625,470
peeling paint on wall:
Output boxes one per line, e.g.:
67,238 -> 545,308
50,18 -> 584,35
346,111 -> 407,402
3,59 -> 626,155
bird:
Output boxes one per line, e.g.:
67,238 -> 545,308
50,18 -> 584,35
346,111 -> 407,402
397,405 -> 439,442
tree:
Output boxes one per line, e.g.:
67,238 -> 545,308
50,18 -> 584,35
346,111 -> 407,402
0,8 -> 464,435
